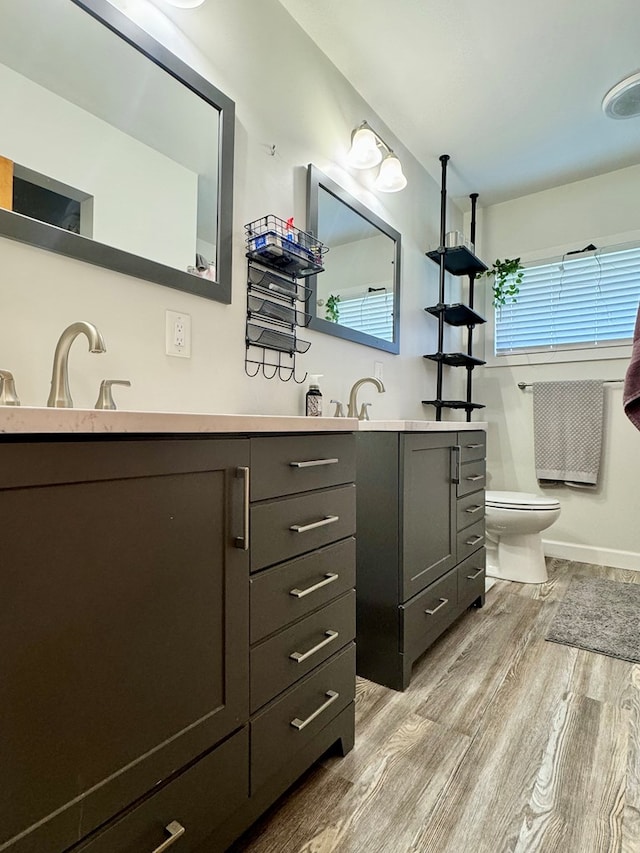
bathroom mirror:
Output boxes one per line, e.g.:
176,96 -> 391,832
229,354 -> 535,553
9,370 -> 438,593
306,165 -> 400,354
0,0 -> 234,303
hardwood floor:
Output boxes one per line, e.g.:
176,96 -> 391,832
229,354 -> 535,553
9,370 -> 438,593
231,560 -> 640,853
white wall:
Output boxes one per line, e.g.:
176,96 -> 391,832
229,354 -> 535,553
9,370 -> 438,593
0,63 -> 197,269
470,165 -> 640,568
0,0 -> 466,418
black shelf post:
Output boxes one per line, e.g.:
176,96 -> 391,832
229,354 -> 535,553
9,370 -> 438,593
435,155 -> 450,420
465,192 -> 479,421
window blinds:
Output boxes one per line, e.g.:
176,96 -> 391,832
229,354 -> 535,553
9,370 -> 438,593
337,291 -> 394,342
495,244 -> 640,355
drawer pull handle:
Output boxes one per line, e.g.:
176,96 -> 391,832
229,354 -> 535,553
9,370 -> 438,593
465,504 -> 483,514
290,515 -> 339,534
466,443 -> 484,449
291,690 -> 339,730
465,534 -> 484,546
290,630 -> 339,663
466,474 -> 484,482
289,458 -> 339,468
467,568 -> 484,580
425,597 -> 449,616
290,573 -> 339,598
151,821 -> 186,853
234,466 -> 250,550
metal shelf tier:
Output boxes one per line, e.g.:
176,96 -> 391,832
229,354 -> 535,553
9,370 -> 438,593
425,303 -> 486,327
423,352 -> 486,367
426,245 -> 488,277
422,400 -> 486,411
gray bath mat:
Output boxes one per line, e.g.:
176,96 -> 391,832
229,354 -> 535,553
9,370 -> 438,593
546,576 -> 640,663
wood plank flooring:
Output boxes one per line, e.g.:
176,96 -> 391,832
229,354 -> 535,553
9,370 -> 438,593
231,560 -> 640,853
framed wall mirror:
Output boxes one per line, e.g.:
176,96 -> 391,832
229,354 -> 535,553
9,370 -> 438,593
0,0 -> 234,303
306,165 -> 400,354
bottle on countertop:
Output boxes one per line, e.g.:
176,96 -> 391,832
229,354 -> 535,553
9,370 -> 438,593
305,374 -> 323,417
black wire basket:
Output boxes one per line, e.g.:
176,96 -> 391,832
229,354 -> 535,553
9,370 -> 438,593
245,215 -> 328,277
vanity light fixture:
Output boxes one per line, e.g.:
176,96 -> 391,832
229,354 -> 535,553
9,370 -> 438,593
347,120 -> 407,192
602,70 -> 640,119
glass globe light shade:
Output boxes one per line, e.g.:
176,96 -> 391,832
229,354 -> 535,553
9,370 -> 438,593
374,153 -> 407,192
347,126 -> 383,169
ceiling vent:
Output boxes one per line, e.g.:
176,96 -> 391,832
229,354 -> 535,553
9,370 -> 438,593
602,71 -> 640,119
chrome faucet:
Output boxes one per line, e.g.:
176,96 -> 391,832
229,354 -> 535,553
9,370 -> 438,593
347,376 -> 385,419
47,321 -> 106,408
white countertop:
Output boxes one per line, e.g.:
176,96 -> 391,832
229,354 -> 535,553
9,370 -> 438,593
358,419 -> 486,432
0,407 -> 486,435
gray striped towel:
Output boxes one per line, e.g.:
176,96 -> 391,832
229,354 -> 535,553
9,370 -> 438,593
533,380 -> 605,487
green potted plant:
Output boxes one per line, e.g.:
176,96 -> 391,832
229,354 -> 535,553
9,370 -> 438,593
480,257 -> 524,307
325,293 -> 341,323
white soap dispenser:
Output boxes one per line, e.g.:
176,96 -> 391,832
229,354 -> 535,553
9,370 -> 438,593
305,374 -> 323,416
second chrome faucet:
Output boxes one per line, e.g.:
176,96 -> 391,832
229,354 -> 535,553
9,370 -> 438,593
47,321 -> 106,408
347,376 -> 385,419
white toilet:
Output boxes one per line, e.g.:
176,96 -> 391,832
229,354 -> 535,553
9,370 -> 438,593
484,490 -> 561,584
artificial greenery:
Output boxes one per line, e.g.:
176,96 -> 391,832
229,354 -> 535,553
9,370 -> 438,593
480,257 -> 524,307
325,294 -> 341,323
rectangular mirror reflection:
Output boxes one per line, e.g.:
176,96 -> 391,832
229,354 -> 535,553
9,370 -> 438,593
306,165 -> 400,354
0,0 -> 234,303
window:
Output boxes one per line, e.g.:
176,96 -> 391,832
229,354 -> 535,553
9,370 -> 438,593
336,290 -> 394,342
495,243 -> 640,356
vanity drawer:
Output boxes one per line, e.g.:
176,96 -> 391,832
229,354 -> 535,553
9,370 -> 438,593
457,458 -> 486,498
457,490 -> 485,532
457,549 -> 486,609
250,434 -> 355,501
75,728 -> 248,853
458,431 -> 486,464
251,484 -> 356,571
251,538 -> 355,643
457,517 -> 485,563
251,590 -> 355,711
401,568 -> 458,658
251,643 -> 355,794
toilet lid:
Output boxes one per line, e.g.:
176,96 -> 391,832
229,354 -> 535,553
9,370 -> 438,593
486,490 -> 561,510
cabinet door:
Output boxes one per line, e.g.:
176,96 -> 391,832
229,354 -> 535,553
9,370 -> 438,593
0,438 -> 249,853
400,433 -> 457,601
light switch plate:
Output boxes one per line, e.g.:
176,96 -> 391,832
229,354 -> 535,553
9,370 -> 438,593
166,310 -> 191,358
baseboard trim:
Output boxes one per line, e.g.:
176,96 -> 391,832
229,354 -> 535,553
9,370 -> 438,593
543,539 -> 640,572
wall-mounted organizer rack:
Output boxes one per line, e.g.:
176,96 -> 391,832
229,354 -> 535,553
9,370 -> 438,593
244,216 -> 327,382
423,155 -> 488,421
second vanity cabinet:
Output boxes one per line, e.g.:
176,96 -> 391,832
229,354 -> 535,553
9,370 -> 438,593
0,428 -> 356,853
356,428 -> 486,691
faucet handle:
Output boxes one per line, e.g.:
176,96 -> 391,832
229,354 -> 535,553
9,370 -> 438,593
0,369 -> 20,406
95,379 -> 131,411
330,399 -> 345,418
358,402 -> 372,421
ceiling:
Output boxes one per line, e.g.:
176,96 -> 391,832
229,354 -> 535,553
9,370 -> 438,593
276,0 -> 640,207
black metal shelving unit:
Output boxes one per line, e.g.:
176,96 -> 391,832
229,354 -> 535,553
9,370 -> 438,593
423,155 -> 488,421
244,216 -> 327,382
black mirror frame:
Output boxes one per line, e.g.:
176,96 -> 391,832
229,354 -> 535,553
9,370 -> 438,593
0,0 -> 235,304
306,164 -> 400,354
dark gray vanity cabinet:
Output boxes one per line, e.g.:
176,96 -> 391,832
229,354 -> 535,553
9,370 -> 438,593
0,430 -> 356,853
356,429 -> 486,691
0,437 -> 250,853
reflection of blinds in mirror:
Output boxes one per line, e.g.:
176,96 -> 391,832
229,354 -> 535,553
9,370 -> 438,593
337,291 -> 394,342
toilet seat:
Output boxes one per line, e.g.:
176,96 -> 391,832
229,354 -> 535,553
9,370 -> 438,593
486,490 -> 561,511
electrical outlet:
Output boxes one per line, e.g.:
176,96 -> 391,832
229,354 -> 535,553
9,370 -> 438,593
374,361 -> 383,382
166,310 -> 191,358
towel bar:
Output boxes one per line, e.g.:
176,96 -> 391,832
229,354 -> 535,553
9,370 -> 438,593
517,379 -> 623,390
